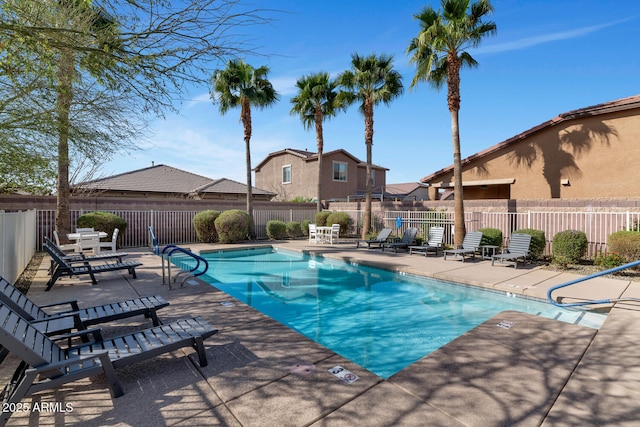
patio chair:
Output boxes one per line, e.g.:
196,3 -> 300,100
44,237 -> 129,277
308,224 -> 318,243
443,231 -> 483,262
0,302 -> 217,426
43,242 -> 142,291
77,232 -> 101,254
409,226 -> 445,257
382,228 -> 418,253
356,228 -> 392,249
53,230 -> 78,253
99,228 -> 119,253
491,233 -> 532,269
0,276 -> 168,338
326,224 -> 340,244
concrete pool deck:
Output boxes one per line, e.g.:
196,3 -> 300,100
5,239 -> 640,426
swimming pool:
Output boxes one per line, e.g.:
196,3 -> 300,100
173,247 -> 606,378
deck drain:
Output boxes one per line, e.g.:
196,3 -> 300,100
290,362 -> 316,376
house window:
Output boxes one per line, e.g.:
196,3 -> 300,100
370,170 -> 375,187
333,161 -> 347,182
282,165 -> 291,184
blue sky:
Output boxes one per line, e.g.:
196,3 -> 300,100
98,0 -> 639,186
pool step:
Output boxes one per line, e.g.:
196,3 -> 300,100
540,310 -> 607,329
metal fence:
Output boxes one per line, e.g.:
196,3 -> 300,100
37,208 -> 318,250
30,207 -> 640,257
337,208 -> 640,256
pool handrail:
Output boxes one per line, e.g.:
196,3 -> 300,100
160,244 -> 209,289
547,259 -> 640,307
148,226 -> 159,255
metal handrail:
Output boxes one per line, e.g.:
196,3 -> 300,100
160,244 -> 209,289
547,260 -> 640,307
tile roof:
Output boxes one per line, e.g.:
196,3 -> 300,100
384,182 -> 427,195
421,94 -> 640,183
73,164 -> 273,196
253,148 -> 389,171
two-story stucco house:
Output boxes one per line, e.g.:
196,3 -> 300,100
254,148 -> 388,202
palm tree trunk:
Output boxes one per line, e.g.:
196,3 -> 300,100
451,108 -> 466,247
55,48 -> 75,241
363,99 -> 374,240
241,98 -> 254,238
447,52 -> 466,247
315,105 -> 324,212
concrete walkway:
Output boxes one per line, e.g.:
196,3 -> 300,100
4,239 -> 640,426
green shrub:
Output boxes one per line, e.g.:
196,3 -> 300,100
479,227 -> 503,247
300,219 -> 311,237
286,221 -> 301,238
315,211 -> 331,226
513,228 -> 546,259
77,211 -> 127,245
594,252 -> 625,269
325,211 -> 352,235
607,231 -> 640,263
552,230 -> 588,266
214,209 -> 251,243
266,220 -> 287,240
192,210 -> 220,243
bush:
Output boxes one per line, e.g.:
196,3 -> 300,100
513,228 -> 546,260
315,211 -> 331,226
192,210 -> 220,243
325,211 -> 352,235
266,220 -> 288,240
594,252 -> 625,269
286,221 -> 301,238
77,211 -> 127,245
552,230 -> 588,266
214,209 -> 251,243
607,231 -> 640,263
300,219 -> 311,237
479,227 -> 503,247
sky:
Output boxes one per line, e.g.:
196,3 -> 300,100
98,0 -> 640,186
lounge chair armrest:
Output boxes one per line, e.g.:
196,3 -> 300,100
30,349 -> 110,374
39,299 -> 80,311
52,328 -> 104,347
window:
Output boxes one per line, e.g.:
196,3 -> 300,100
370,170 -> 375,187
282,165 -> 291,184
333,161 -> 347,182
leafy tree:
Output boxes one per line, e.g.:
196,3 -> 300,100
407,0 -> 496,246
210,59 -> 279,236
0,0 -> 271,236
338,53 -> 403,239
290,72 -> 344,212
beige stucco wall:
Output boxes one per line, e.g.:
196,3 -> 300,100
428,108 -> 640,200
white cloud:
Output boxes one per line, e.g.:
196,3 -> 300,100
478,18 -> 634,55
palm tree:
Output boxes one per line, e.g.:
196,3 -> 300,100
211,59 -> 279,237
338,53 -> 403,239
53,4 -> 122,240
290,72 -> 343,212
407,0 -> 496,246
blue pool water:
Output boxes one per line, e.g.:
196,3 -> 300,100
173,247 -> 606,379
